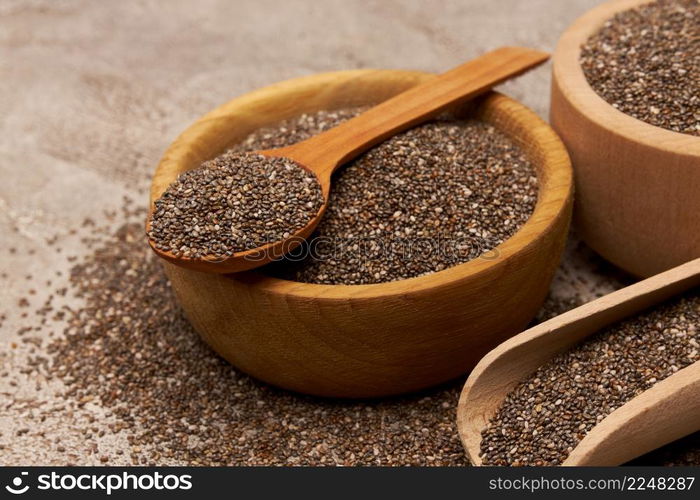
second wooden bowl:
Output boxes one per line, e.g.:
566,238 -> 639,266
551,0 -> 700,278
150,70 -> 573,398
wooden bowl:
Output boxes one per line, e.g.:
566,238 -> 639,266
150,70 -> 573,398
551,0 -> 700,278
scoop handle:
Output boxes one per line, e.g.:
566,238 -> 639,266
270,46 -> 549,179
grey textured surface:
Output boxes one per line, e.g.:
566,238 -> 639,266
0,0 -> 655,466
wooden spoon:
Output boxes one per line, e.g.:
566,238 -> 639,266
457,258 -> 700,466
147,46 -> 549,273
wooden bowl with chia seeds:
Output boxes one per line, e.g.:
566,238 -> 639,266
551,0 -> 700,278
149,69 -> 573,398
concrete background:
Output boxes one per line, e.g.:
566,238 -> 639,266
0,0 -> 634,465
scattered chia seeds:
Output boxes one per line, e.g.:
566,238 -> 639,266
480,290 -> 700,466
580,0 -> 700,136
42,216 -> 467,466
230,108 -> 538,284
148,153 -> 323,258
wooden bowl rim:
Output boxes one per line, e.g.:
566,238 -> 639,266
150,69 -> 573,300
553,0 -> 700,154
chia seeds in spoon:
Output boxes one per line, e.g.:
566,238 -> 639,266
148,153 -> 324,258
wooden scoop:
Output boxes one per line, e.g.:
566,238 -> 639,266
457,258 -> 700,466
148,46 -> 549,273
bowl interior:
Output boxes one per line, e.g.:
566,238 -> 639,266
553,0 -> 700,152
150,69 -> 572,297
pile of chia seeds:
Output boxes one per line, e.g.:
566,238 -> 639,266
148,153 -> 323,258
580,0 -> 699,136
29,210 -> 466,465
480,291 -> 700,466
230,108 -> 538,284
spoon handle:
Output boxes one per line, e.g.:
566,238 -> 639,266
275,46 -> 549,179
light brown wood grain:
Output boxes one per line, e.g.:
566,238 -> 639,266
457,258 -> 700,466
150,69 -> 573,398
149,47 -> 549,274
550,0 -> 700,278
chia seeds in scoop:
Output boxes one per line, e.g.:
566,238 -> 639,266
480,290 -> 700,466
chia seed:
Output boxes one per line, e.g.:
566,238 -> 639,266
230,108 -> 538,284
580,0 -> 700,136
480,290 -> 700,466
148,153 -> 324,258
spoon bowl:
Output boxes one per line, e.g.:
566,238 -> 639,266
146,159 -> 329,273
148,46 -> 550,273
